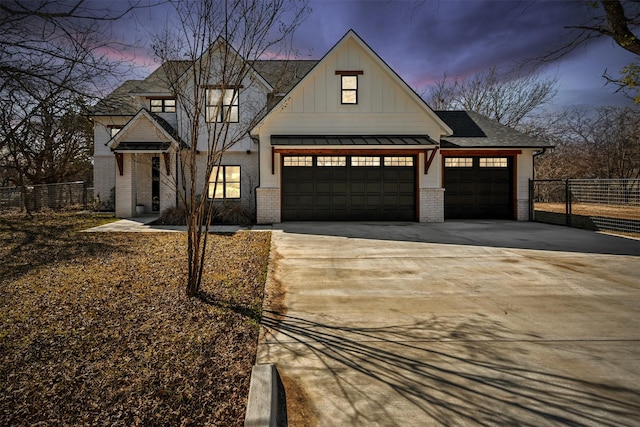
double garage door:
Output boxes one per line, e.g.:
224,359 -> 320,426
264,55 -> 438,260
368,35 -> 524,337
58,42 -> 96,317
443,156 -> 514,219
282,155 -> 416,221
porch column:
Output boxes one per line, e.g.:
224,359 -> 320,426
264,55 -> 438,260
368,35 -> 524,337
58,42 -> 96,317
115,153 -> 136,218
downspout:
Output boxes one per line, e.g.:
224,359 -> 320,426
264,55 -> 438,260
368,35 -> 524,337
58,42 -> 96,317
251,135 -> 260,222
532,148 -> 547,179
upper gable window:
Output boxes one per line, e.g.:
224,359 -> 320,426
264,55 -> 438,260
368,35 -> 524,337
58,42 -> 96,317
109,126 -> 123,138
341,75 -> 358,104
150,98 -> 176,113
206,88 -> 239,123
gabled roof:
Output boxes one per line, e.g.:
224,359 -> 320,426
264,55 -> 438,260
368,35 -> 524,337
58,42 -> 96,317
252,60 -> 317,93
107,109 -> 187,151
91,80 -> 143,116
128,61 -> 192,95
436,111 -> 552,149
252,29 -> 453,137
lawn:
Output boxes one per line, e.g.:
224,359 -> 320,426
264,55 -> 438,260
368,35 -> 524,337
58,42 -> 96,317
0,212 -> 271,426
534,202 -> 640,220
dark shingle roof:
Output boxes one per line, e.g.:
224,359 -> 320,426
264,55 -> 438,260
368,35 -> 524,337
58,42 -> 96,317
91,80 -> 144,116
252,60 -> 318,93
436,111 -> 552,148
128,61 -> 192,94
271,135 -> 437,146
93,60 -> 316,116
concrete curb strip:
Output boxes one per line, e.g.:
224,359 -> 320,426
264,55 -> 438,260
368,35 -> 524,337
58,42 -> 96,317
244,364 -> 279,427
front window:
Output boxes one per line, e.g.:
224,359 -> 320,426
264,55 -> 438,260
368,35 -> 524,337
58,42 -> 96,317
208,165 -> 241,199
206,88 -> 239,123
341,75 -> 358,104
150,98 -> 176,113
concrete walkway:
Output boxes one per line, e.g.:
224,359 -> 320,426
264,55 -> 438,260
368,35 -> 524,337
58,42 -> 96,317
257,221 -> 640,426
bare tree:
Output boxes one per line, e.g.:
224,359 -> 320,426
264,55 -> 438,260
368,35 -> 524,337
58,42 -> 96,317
152,0 -> 309,297
427,66 -> 557,129
0,89 -> 93,187
537,0 -> 640,102
530,106 -> 640,179
0,0 -> 153,187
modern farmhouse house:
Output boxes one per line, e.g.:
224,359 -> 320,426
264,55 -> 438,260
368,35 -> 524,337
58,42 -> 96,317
91,30 -> 550,223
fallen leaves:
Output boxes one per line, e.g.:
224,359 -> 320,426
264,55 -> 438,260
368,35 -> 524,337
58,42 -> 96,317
0,212 -> 271,426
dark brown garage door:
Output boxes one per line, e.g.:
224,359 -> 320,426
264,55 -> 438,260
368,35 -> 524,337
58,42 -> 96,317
444,156 -> 514,219
282,155 -> 416,221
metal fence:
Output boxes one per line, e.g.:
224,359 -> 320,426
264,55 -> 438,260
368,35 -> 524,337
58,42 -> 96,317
0,181 -> 94,212
530,179 -> 640,236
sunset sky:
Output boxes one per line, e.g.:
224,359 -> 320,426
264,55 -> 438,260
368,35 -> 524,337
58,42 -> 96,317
112,0 -> 637,110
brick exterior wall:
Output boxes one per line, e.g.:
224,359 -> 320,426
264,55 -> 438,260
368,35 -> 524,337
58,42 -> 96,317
93,155 -> 115,209
517,198 -> 529,221
419,188 -> 445,223
256,187 -> 281,224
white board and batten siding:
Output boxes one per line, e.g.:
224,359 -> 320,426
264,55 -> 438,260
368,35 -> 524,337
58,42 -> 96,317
255,34 -> 448,189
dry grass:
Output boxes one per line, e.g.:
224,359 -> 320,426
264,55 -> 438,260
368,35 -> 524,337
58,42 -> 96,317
535,202 -> 640,220
0,212 -> 271,426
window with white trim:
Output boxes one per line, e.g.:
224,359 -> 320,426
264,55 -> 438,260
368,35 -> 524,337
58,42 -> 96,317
384,156 -> 414,166
351,156 -> 380,167
283,156 -> 313,167
479,157 -> 508,167
208,165 -> 241,199
150,98 -> 176,113
206,88 -> 239,123
317,156 -> 346,166
445,158 -> 473,167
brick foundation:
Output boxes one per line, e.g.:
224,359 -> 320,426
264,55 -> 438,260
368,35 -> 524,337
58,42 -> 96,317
257,187 -> 281,224
419,188 -> 445,223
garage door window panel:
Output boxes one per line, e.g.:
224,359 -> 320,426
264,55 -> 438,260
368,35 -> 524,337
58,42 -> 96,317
384,156 -> 414,167
352,156 -> 380,167
445,158 -> 473,167
283,156 -> 313,167
479,158 -> 508,167
317,156 -> 346,167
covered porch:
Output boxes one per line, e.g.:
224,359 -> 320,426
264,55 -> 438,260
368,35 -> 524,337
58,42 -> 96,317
107,110 -> 185,218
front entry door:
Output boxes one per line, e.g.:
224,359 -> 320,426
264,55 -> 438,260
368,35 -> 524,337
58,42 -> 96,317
152,156 -> 160,212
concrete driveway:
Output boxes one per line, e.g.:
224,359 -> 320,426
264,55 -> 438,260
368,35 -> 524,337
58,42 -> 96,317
256,221 -> 640,426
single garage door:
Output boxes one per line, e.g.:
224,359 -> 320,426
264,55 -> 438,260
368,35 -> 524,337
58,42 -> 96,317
444,156 -> 514,219
282,155 -> 416,221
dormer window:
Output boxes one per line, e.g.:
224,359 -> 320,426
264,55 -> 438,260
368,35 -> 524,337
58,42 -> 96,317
150,98 -> 176,113
335,70 -> 363,105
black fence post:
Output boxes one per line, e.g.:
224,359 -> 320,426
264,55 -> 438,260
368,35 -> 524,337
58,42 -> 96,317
564,179 -> 571,226
529,179 -> 534,221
